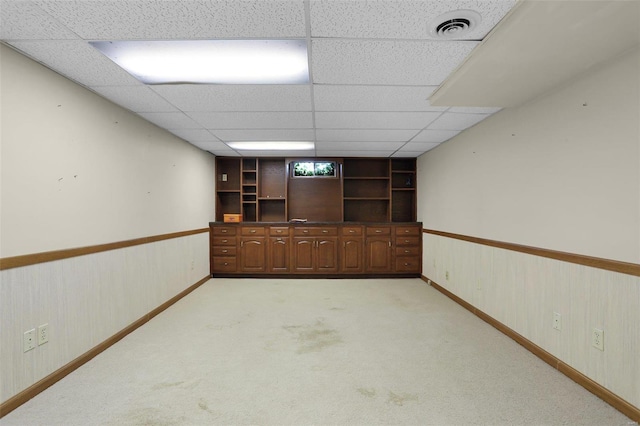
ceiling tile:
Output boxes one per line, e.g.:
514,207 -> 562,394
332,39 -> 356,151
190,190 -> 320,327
0,1 -> 80,40
315,150 -> 394,157
310,0 -> 517,40
9,41 -> 142,86
35,0 -> 307,39
316,129 -> 418,142
411,129 -> 460,143
315,141 -> 404,151
315,112 -> 440,129
391,151 -> 422,158
151,85 -> 312,112
314,85 -> 442,112
188,141 -> 233,151
168,128 -> 221,142
234,150 -> 314,157
426,112 -> 490,130
397,142 -> 441,151
138,112 -> 202,129
211,129 -> 315,142
447,106 -> 503,114
312,39 -> 478,85
90,86 -> 179,113
188,112 -> 313,129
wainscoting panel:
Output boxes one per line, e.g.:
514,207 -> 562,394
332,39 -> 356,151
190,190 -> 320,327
423,232 -> 640,410
0,232 -> 210,404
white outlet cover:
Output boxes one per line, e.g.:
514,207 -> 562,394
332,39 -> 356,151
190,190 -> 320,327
592,328 -> 604,351
38,323 -> 49,345
23,329 -> 36,352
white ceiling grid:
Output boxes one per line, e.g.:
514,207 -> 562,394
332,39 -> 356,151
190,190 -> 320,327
0,0 -> 517,157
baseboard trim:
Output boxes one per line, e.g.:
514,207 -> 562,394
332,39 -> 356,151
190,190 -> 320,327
0,228 -> 210,271
0,275 -> 211,418
421,275 -> 640,423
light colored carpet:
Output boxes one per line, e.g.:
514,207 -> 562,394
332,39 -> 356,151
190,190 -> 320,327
1,278 -> 632,425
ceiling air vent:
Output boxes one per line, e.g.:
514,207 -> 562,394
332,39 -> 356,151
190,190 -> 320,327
429,10 -> 481,39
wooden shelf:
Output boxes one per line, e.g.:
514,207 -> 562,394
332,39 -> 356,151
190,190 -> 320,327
216,157 -> 416,223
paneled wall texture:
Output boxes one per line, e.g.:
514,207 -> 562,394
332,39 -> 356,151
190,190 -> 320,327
1,45 -> 216,404
418,48 -> 639,409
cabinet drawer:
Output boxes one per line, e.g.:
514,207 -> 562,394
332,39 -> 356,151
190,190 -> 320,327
396,236 -> 420,246
395,246 -> 420,256
212,257 -> 236,272
269,227 -> 290,236
241,226 -> 266,236
212,236 -> 236,246
395,226 -> 420,236
366,226 -> 391,236
395,257 -> 421,272
212,226 -> 237,236
342,226 -> 363,236
294,227 -> 338,236
212,246 -> 237,256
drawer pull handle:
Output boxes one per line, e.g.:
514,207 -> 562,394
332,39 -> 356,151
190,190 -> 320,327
405,240 -> 410,243
222,250 -> 228,253
304,230 -> 309,233
404,263 -> 410,266
222,239 -> 227,243
405,230 -> 410,233
277,230 -> 282,233
224,262 -> 228,266
376,230 -> 382,233
349,230 -> 355,233
405,250 -> 409,253
322,230 -> 328,233
222,230 -> 227,233
250,230 -> 256,233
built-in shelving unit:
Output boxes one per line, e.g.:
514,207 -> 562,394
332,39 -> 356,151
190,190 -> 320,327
258,158 -> 286,222
215,157 -> 416,223
391,158 -> 416,222
343,158 -> 390,222
241,158 -> 257,222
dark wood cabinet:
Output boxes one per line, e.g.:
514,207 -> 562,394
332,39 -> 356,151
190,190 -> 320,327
239,226 -> 266,272
340,226 -> 364,273
394,225 -> 422,273
268,226 -> 290,272
365,226 -> 393,272
292,226 -> 339,273
210,222 -> 421,277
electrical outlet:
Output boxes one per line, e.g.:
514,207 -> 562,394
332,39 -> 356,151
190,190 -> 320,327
553,312 -> 561,331
592,328 -> 604,351
221,173 -> 228,182
190,260 -> 195,270
24,329 -> 36,352
38,323 -> 49,345
445,271 -> 449,280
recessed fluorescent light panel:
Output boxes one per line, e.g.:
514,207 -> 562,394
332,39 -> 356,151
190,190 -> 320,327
90,40 -> 309,84
227,141 -> 314,151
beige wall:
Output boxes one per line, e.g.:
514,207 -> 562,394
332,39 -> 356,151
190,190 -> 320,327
418,48 -> 639,264
418,48 -> 640,409
1,44 -> 216,258
0,45 -> 216,403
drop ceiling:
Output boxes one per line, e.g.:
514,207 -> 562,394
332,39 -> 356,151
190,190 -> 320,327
0,1 -> 521,157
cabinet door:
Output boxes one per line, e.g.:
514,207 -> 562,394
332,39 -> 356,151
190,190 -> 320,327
341,238 -> 364,273
366,237 -> 392,272
293,237 -> 315,272
316,237 -> 339,273
268,237 -> 290,272
239,237 -> 266,272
